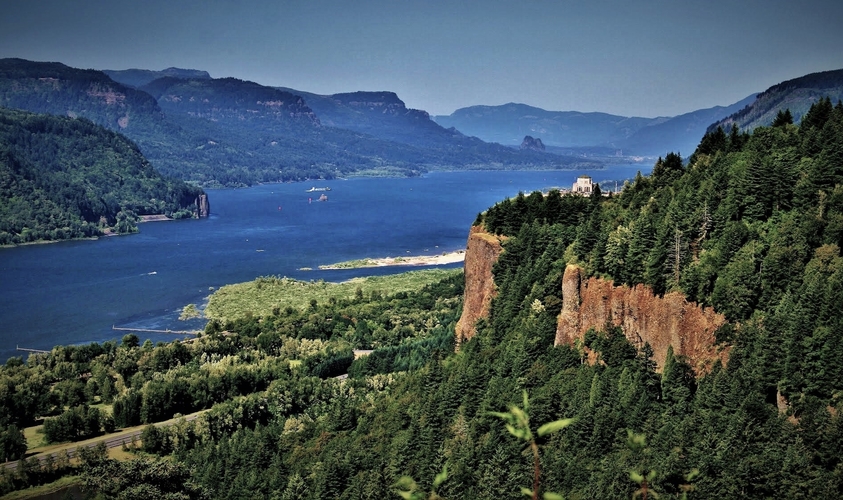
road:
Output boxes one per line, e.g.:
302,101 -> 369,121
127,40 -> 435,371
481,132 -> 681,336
3,412 -> 203,472
5,351 -> 375,471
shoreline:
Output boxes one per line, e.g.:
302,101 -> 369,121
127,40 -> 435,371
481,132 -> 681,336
138,214 -> 173,222
313,250 -> 466,270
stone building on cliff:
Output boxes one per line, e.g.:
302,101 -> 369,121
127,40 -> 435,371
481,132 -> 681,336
572,175 -> 594,195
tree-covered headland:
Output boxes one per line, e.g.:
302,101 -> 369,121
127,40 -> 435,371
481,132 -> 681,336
4,99 -> 843,498
0,106 -> 205,245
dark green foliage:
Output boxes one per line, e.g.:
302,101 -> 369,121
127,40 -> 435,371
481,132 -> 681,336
772,108 -> 794,127
0,424 -> 26,462
43,405 -> 105,443
651,152 -> 685,189
81,457 -> 209,499
584,326 -> 638,368
0,106 -> 203,245
303,348 -> 354,378
348,331 -> 455,377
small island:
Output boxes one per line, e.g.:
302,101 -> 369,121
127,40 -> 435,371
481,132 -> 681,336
312,250 -> 466,270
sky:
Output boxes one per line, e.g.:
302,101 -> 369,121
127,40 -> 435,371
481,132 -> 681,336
1,0 -> 842,118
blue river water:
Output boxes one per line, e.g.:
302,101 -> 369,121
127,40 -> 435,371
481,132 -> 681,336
0,166 -> 650,362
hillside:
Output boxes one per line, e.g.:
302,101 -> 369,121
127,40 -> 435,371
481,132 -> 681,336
618,93 -> 757,156
0,59 -> 589,188
711,68 -> 843,132
0,58 -> 166,136
0,107 -> 205,245
279,89 -> 465,146
433,95 -> 757,156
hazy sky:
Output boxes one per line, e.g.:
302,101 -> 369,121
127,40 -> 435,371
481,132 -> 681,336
2,0 -> 842,117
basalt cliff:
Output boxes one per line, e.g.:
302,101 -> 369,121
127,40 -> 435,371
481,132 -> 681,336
555,264 -> 728,374
457,225 -> 729,373
455,226 -> 505,344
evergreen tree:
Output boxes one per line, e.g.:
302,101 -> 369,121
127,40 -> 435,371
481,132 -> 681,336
772,108 -> 794,127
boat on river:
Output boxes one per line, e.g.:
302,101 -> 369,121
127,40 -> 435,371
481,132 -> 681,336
306,186 -> 331,192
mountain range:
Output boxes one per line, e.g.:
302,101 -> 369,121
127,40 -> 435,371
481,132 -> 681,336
0,59 -> 587,188
433,95 -> 758,157
433,68 -> 843,159
1,57 -> 841,188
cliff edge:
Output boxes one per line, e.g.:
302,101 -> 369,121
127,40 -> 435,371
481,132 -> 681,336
455,225 -> 505,345
555,264 -> 729,374
456,228 -> 729,373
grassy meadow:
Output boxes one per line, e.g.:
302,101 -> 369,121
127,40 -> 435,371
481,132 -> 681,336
204,268 -> 460,323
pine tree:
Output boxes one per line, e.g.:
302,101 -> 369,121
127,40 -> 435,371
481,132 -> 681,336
772,109 -> 794,127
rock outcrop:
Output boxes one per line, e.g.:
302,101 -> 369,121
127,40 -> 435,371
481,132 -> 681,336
555,264 -> 728,374
455,226 -> 505,345
520,135 -> 545,151
195,193 -> 210,218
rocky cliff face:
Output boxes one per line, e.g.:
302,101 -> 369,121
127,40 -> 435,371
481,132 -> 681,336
455,226 -> 505,345
456,230 -> 729,372
555,264 -> 728,374
195,193 -> 210,218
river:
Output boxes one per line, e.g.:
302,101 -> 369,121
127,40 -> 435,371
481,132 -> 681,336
0,167 -> 650,362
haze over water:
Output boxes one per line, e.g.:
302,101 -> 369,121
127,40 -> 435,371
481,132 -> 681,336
0,167 -> 648,362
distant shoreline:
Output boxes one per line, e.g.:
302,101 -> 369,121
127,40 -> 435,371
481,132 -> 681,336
312,250 -> 466,270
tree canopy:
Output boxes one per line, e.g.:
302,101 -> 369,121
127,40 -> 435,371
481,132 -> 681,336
0,106 -> 204,245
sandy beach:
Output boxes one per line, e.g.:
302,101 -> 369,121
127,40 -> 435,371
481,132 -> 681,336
138,214 -> 173,222
317,250 -> 466,270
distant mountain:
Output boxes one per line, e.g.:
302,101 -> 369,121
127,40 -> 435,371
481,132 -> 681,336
141,77 -> 321,130
279,89 -> 463,147
103,67 -> 211,89
710,68 -> 843,133
0,106 -> 204,245
0,58 -> 166,135
276,88 -> 589,168
434,96 -> 758,157
618,94 -> 757,156
0,59 -> 588,187
433,103 -> 654,149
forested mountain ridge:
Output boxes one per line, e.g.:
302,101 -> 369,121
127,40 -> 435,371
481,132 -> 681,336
0,58 -> 166,135
0,58 -> 588,187
103,67 -> 212,89
0,106 -> 205,245
710,68 -> 843,132
458,232 -> 729,375
278,88 -> 455,142
141,77 -> 321,127
158,97 -> 843,499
